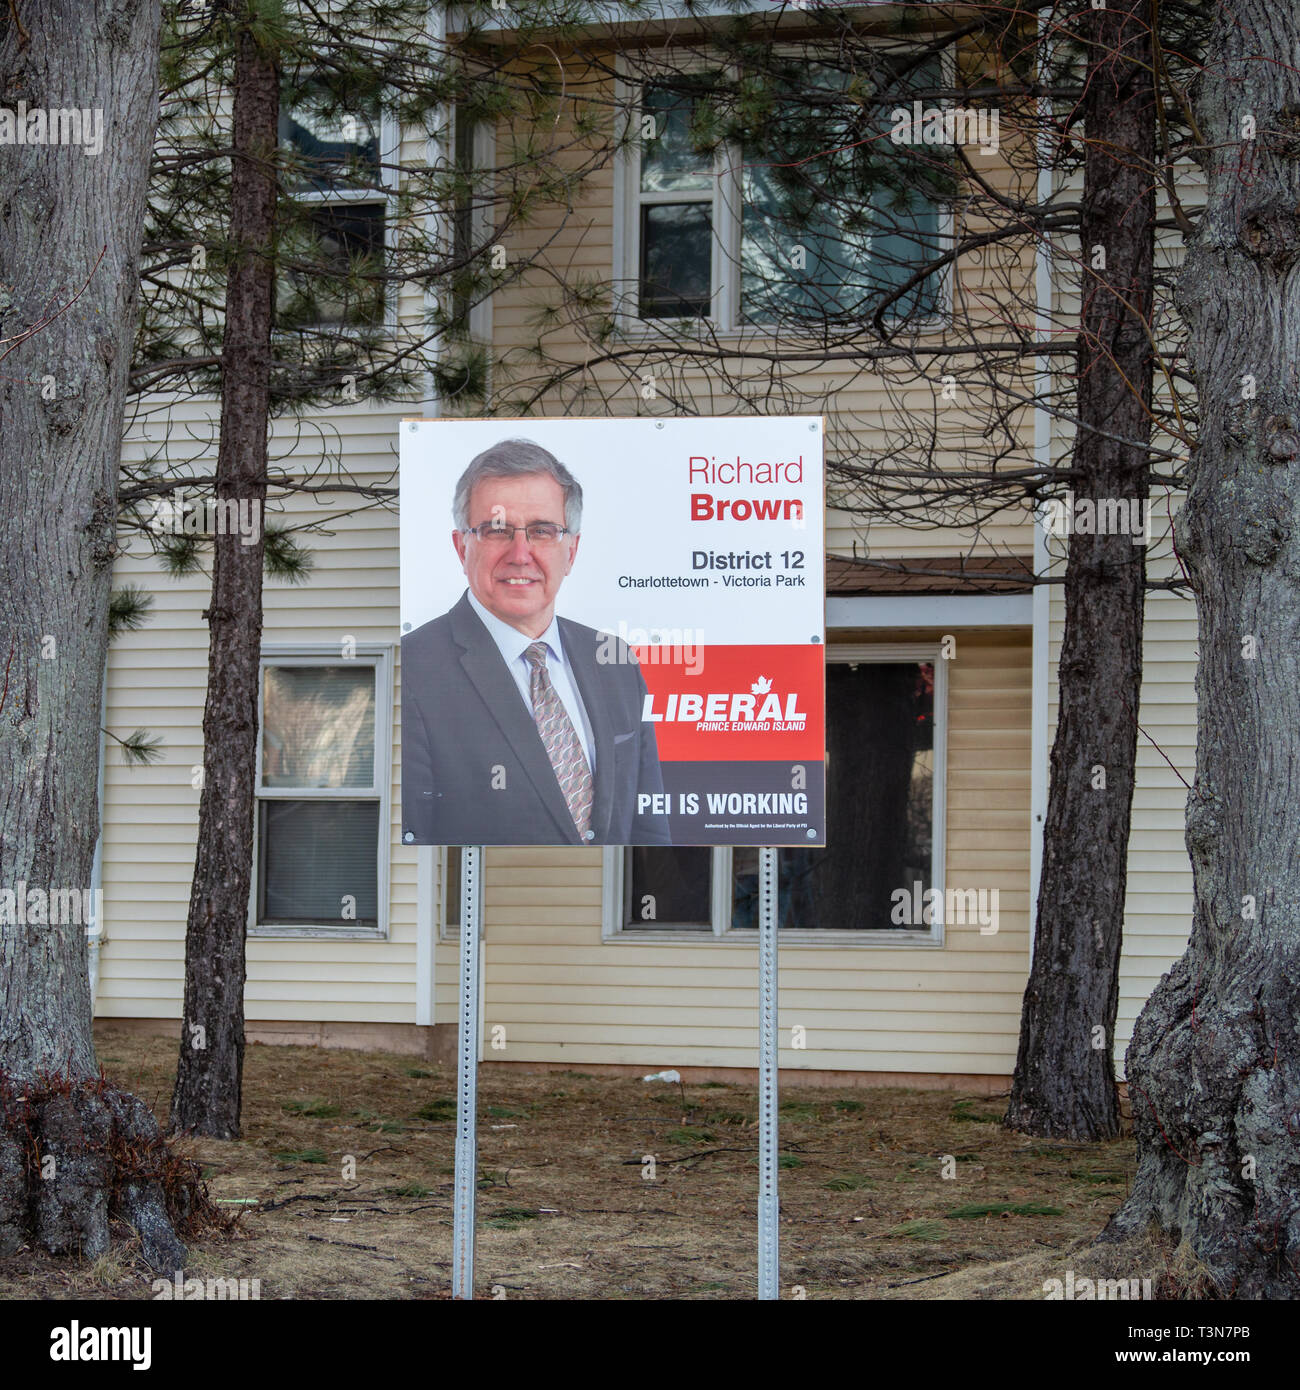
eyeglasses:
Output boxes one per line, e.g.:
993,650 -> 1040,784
463,521 -> 572,546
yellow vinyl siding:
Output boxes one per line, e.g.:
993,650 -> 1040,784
480,45 -> 1039,565
100,400 -> 419,1024
1115,584 -> 1197,1053
433,632 -> 1031,1074
1041,547 -> 1198,1076
96,38 -> 1203,1080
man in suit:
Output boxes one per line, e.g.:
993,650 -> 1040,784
402,438 -> 671,846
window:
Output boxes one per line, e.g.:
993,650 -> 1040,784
634,80 -> 719,318
624,846 -> 715,930
603,646 -> 945,942
277,76 -> 395,330
738,60 -> 946,324
441,845 -> 463,935
449,107 -> 496,344
620,52 -> 948,330
732,657 -> 936,929
253,648 -> 392,935
433,106 -> 496,409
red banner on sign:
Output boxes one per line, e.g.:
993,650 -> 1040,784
634,644 -> 825,762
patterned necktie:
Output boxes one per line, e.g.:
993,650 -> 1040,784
525,641 -> 594,839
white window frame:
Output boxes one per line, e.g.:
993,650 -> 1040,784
249,642 -> 394,939
448,106 -> 497,349
602,641 -> 947,946
613,60 -> 727,334
613,44 -> 956,339
601,845 -> 736,939
278,93 -> 402,338
439,845 -> 464,940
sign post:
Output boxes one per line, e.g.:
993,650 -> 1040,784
758,846 -> 780,1299
451,844 -> 483,1300
399,416 -> 824,1300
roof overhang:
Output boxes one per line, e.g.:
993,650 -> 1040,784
449,0 -> 907,43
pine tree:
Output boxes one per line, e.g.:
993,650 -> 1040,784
485,0 -> 1200,1139
0,0 -> 210,1267
116,0 -> 603,1136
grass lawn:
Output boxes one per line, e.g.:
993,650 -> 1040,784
0,1025 -> 1142,1300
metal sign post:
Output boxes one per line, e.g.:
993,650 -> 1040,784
758,846 -> 780,1300
452,845 -> 484,1300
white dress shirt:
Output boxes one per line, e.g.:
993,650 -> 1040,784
466,591 -> 597,773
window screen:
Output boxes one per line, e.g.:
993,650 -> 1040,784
733,661 -> 934,928
256,660 -> 382,930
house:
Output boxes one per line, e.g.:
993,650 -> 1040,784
96,0 -> 1196,1091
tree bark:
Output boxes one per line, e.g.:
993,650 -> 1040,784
168,11 -> 277,1139
1007,0 -> 1155,1138
1101,0 -> 1300,1296
0,0 -> 203,1269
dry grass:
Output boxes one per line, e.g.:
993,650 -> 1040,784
0,1025 -> 1145,1300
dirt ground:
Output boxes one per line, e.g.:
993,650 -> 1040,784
0,1025 -> 1142,1301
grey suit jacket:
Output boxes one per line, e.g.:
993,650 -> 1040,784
402,592 -> 672,846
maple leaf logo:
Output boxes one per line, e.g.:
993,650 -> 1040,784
751,675 -> 772,695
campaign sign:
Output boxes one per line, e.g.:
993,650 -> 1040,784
399,416 -> 825,847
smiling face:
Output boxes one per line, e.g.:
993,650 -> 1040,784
452,472 -> 580,638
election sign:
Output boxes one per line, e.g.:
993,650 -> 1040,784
399,416 -> 825,847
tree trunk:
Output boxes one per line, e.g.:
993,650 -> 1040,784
169,11 -> 277,1139
1007,0 -> 1155,1138
1101,0 -> 1300,1296
0,0 -> 204,1269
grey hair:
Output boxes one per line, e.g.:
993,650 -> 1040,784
452,438 -> 583,533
